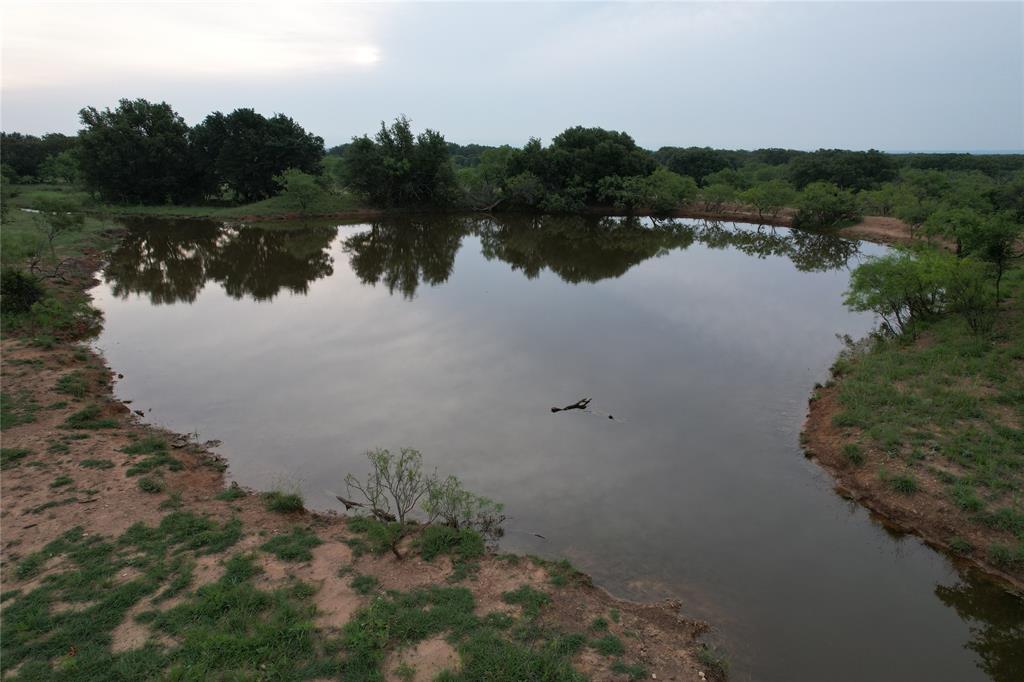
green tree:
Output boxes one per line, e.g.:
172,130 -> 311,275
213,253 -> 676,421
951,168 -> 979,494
343,116 -> 457,207
793,181 -> 859,227
959,212 -> 1024,303
274,168 -> 325,214
699,183 -> 736,213
77,99 -> 199,203
738,179 -> 796,222
194,108 -> 324,202
38,150 -> 81,185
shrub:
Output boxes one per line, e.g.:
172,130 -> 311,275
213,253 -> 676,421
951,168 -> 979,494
0,269 -> 43,315
345,447 -> 430,525
422,474 -> 505,541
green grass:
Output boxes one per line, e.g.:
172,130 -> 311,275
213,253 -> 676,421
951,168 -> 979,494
1,447 -> 32,469
1,513 -> 248,680
62,404 -> 118,429
80,458 -> 115,469
842,442 -> 865,466
611,660 -> 648,680
884,471 -> 919,494
1,390 -> 39,429
697,644 -> 730,678
501,585 -> 550,619
589,616 -> 609,632
350,574 -> 379,595
50,474 -> 74,488
123,442 -> 181,477
215,485 -> 246,501
137,477 -> 166,494
259,526 -> 322,562
590,633 -> 625,657
418,524 -> 485,562
7,182 -> 365,221
343,516 -> 405,557
262,489 -> 305,513
55,370 -> 88,398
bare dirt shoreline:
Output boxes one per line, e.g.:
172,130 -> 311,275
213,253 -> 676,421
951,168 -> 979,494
1,249 -> 717,680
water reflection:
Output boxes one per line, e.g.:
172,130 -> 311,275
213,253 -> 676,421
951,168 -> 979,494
105,218 -> 337,303
936,574 -> 1024,681
341,216 -> 465,299
105,215 -> 863,302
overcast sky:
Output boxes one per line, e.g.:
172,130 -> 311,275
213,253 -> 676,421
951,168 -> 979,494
2,1 -> 1021,151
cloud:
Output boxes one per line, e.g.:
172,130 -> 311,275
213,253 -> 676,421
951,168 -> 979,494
1,2 -> 391,88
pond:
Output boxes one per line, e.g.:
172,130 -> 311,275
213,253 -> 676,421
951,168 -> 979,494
90,215 -> 1023,682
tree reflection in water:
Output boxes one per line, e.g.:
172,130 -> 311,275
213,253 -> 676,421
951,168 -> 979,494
104,218 -> 337,303
104,215 -> 862,304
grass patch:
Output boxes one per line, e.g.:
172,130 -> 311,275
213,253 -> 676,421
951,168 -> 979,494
589,616 -> 609,632
418,524 -> 485,562
215,485 -> 246,501
262,489 -> 304,513
590,634 -> 625,657
611,660 -> 648,680
137,477 -> 165,494
55,370 -> 88,398
350,573 -> 379,595
260,526 -> 322,562
501,585 -> 550,619
1,390 -> 38,429
80,458 -> 114,469
344,516 -> 404,557
50,474 -> 73,488
697,643 -> 730,677
1,447 -> 32,469
62,404 -> 118,429
842,442 -> 865,466
884,471 -> 919,494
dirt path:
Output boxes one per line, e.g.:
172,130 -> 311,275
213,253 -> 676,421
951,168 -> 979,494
0,256 -> 716,680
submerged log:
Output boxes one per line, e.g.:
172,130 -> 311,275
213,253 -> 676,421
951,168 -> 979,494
551,397 -> 591,413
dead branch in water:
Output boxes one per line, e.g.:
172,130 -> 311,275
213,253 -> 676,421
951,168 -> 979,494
551,397 -> 591,413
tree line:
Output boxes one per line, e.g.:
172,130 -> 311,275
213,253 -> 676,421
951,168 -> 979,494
3,99 -> 323,204
2,100 -> 1023,233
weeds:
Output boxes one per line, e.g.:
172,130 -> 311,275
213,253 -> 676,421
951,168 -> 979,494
260,526 -> 322,561
590,634 -> 625,657
0,447 -> 31,469
55,370 -> 88,398
350,574 -> 380,595
1,390 -> 38,429
263,489 -> 305,513
63,404 -> 117,429
501,585 -> 550,618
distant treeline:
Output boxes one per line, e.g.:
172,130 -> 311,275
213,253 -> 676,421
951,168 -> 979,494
2,99 -> 1023,230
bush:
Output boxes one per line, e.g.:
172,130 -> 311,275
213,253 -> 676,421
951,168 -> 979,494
422,474 -> 505,541
0,269 -> 43,315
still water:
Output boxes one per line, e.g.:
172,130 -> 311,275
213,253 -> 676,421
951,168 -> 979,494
90,215 -> 1023,682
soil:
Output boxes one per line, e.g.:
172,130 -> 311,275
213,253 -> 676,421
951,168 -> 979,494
0,251 -> 714,680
